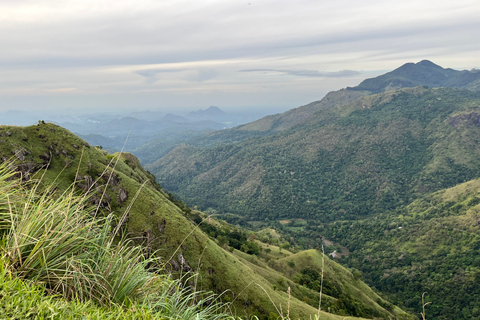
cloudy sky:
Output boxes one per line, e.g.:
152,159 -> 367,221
1,0 -> 479,113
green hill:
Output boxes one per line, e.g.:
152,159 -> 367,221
319,177 -> 480,319
148,86 -> 480,222
0,123 -> 409,319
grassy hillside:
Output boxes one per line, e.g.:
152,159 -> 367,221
149,87 -> 480,222
319,177 -> 480,319
0,123 -> 408,319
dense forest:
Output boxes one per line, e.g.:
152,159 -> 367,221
151,87 -> 480,223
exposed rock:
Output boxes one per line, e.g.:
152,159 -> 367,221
14,162 -> 39,181
90,190 -> 111,209
12,149 -> 27,161
178,252 -> 192,272
109,173 -> 120,186
169,259 -> 180,271
158,218 -> 166,233
39,152 -> 51,168
90,196 -> 109,209
39,152 -> 50,161
448,112 -> 480,127
76,175 -> 95,191
118,186 -> 128,204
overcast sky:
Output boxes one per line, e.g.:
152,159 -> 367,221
1,0 -> 479,113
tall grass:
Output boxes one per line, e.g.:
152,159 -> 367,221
0,161 -> 234,319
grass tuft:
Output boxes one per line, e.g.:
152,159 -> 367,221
0,161 -> 233,319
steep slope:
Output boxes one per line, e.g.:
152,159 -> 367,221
233,248 -> 408,319
0,123 -> 407,319
149,87 -> 480,221
319,177 -> 480,319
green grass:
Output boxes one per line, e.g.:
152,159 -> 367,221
0,161 -> 234,319
0,123 -> 412,319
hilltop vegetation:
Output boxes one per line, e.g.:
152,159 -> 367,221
0,123 -> 409,319
0,162 -> 232,320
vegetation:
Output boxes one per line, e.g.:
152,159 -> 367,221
0,123 -> 409,319
318,178 -> 480,319
142,61 -> 480,319
0,161 -> 233,319
149,87 -> 480,223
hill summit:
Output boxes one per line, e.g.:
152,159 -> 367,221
355,60 -> 480,93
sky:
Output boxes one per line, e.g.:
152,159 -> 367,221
1,0 -> 479,114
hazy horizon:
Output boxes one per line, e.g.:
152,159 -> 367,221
1,1 -> 479,113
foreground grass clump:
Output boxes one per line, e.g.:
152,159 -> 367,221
0,261 -> 159,320
0,162 -> 233,319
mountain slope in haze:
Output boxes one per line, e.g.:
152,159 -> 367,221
211,60 -> 480,136
137,60 -> 480,161
149,86 -> 480,221
0,123 -> 410,319
355,60 -> 480,93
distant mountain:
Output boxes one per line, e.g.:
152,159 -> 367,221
148,60 -> 480,151
188,106 -> 229,119
354,60 -> 480,93
163,113 -> 188,122
148,61 -> 480,222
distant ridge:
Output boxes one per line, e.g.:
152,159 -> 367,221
353,60 -> 480,93
188,106 -> 228,119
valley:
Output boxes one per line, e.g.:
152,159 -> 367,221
2,60 -> 480,319
142,60 -> 480,319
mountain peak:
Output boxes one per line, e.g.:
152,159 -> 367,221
355,60 -> 480,93
188,106 -> 228,118
417,59 -> 440,68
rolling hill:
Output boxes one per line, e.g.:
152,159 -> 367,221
0,123 -> 410,319
320,177 -> 480,319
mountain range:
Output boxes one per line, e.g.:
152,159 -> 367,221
3,60 -> 480,319
143,60 -> 480,319
147,61 -> 480,221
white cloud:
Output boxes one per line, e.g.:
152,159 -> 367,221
0,0 -> 479,112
